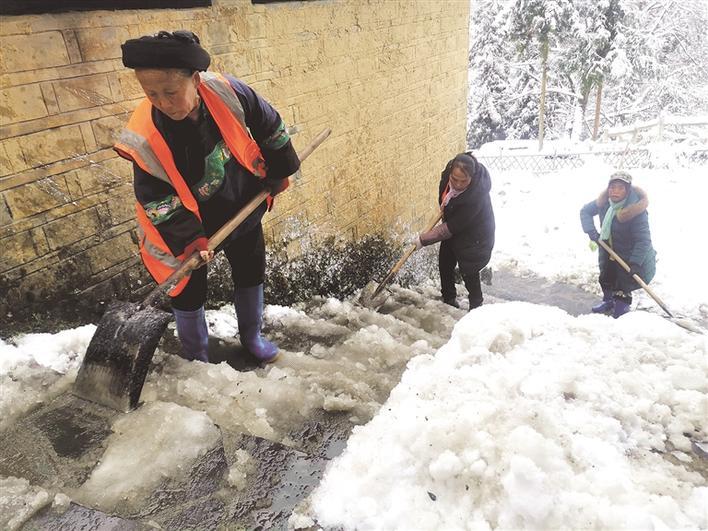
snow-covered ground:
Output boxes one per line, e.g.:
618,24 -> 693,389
1,153 -> 706,529
303,303 -> 707,530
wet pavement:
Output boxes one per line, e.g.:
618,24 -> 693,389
4,269 -> 693,530
0,395 -> 118,492
482,267 -> 598,316
7,399 -> 350,531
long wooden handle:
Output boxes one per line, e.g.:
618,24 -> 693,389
142,127 -> 331,307
371,209 -> 443,299
206,127 -> 332,253
597,239 -> 673,318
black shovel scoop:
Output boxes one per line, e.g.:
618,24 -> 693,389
73,128 -> 331,411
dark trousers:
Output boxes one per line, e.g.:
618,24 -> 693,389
171,224 -> 266,311
439,240 -> 483,309
599,258 -> 635,304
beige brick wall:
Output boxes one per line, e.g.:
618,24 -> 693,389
0,0 -> 469,313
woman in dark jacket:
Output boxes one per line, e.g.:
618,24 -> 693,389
414,153 -> 495,310
580,171 -> 656,318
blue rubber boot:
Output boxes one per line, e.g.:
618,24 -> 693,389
591,290 -> 614,314
612,296 -> 632,319
234,284 -> 279,363
172,307 -> 209,362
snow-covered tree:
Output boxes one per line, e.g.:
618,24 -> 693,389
557,0 -> 623,139
509,0 -> 574,147
467,0 -> 708,147
467,0 -> 514,148
604,0 -> 708,126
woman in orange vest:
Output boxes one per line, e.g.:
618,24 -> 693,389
116,31 -> 300,363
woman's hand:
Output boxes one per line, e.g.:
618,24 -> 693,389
410,235 -> 423,251
184,238 -> 212,268
199,250 -> 215,263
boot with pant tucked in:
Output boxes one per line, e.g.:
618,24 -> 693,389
172,306 -> 209,362
612,292 -> 632,319
592,289 -> 614,314
439,240 -> 485,310
234,284 -> 279,362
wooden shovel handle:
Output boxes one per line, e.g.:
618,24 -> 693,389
596,239 -> 673,318
371,209 -> 444,299
142,127 -> 331,307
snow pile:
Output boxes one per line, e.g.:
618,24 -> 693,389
308,302 -> 708,530
0,325 -> 95,430
0,325 -> 95,375
74,401 -> 220,513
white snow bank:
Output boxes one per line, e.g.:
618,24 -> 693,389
309,302 -> 708,530
74,401 -> 220,513
0,325 -> 95,375
0,325 -> 95,430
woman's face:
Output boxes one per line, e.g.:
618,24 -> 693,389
608,180 -> 628,202
135,69 -> 200,121
449,165 -> 472,192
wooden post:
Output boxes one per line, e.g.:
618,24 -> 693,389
592,80 -> 603,140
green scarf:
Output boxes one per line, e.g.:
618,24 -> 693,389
600,197 -> 626,243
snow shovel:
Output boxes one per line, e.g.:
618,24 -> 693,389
73,128 -> 332,412
358,209 -> 443,310
596,239 -> 701,333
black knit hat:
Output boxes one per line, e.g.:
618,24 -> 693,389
121,30 -> 210,71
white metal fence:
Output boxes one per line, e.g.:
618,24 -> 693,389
475,148 -> 708,173
474,115 -> 708,173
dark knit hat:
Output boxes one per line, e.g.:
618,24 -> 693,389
609,170 -> 632,186
121,30 -> 210,71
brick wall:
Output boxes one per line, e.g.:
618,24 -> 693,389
0,0 -> 469,316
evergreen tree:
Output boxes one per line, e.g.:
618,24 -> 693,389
467,0 -> 708,146
467,0 -> 514,148
604,0 -> 708,126
557,0 -> 623,139
508,0 -> 574,147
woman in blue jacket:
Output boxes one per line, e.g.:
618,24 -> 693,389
580,171 -> 656,318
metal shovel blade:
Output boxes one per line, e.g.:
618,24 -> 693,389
73,301 -> 173,412
356,281 -> 390,311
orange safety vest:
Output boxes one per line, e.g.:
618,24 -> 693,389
115,72 -> 270,296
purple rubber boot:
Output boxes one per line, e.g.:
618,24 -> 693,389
592,290 -> 614,314
612,296 -> 632,319
172,306 -> 209,362
234,284 -> 279,363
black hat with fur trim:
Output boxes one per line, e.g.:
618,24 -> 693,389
121,30 -> 210,71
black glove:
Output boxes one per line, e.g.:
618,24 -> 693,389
264,176 -> 288,197
587,229 -> 600,242
628,263 -> 641,277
